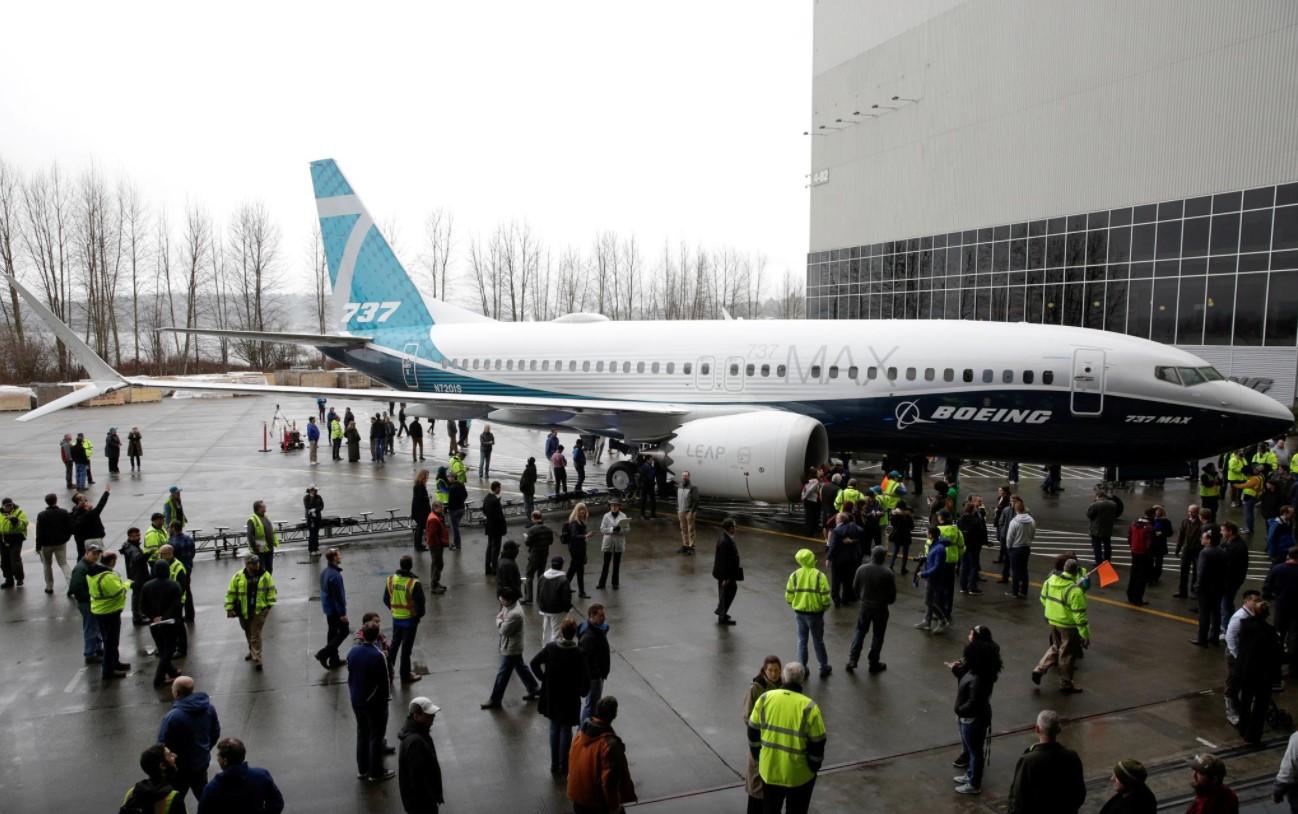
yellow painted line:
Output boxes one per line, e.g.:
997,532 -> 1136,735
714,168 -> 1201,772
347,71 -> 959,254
712,519 -> 1199,626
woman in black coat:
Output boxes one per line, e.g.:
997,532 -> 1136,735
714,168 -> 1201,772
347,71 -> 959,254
1235,603 -> 1283,745
529,618 -> 590,777
712,517 -> 742,624
945,625 -> 1003,794
564,502 -> 590,599
411,470 -> 432,554
104,428 -> 122,474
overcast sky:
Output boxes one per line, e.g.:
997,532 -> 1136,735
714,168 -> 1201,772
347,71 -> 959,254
0,2 -> 812,296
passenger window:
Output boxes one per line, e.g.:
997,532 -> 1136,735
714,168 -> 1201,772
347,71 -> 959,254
867,367 -> 878,380
506,360 -> 514,371
494,359 -> 502,371
776,364 -> 786,377
596,361 -> 605,372
1002,370 -> 1014,384
1042,370 -> 1054,385
666,362 -> 675,374
583,361 -> 591,372
828,366 -> 839,379
730,363 -> 739,376
569,361 -> 577,372
944,368 -> 954,382
925,368 -> 935,382
686,363 -> 694,375
472,359 -> 480,370
905,367 -> 916,381
886,367 -> 897,380
847,366 -> 858,379
700,363 -> 709,375
530,360 -> 537,371
1022,370 -> 1034,384
963,369 -> 974,383
651,362 -> 660,373
760,364 -> 770,377
746,364 -> 755,376
1178,367 -> 1205,386
810,365 -> 822,378
637,362 -> 645,373
982,369 -> 993,383
542,360 -> 550,371
1154,366 -> 1181,385
623,362 -> 631,373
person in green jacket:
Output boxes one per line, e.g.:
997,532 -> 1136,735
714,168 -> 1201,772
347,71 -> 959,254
225,554 -> 277,670
1031,559 -> 1090,693
88,549 -> 131,679
0,497 -> 28,588
785,548 -> 833,677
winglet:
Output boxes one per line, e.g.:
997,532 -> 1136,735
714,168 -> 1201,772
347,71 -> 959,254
6,274 -> 129,421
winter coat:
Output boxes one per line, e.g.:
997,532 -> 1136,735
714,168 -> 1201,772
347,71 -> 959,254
530,638 -> 591,726
447,480 -> 467,513
497,601 -> 526,656
1087,498 -> 1119,537
524,522 -> 554,572
346,641 -> 390,709
141,563 -> 183,624
853,561 -> 897,610
1268,518 -> 1295,561
826,521 -> 866,564
537,568 -> 572,614
410,483 -> 431,527
578,620 -> 611,680
320,563 -> 346,617
197,762 -> 284,814
954,669 -> 995,722
712,531 -> 741,581
567,718 -> 637,811
120,778 -> 183,814
600,510 -> 628,553
497,552 -> 522,595
1264,561 -> 1298,629
71,492 -> 110,543
1127,519 -> 1154,556
482,492 -> 506,536
1007,741 -> 1086,814
1006,513 -> 1036,549
1197,545 -> 1229,594
1235,614 -> 1283,691
1097,784 -> 1157,814
520,461 -> 538,497
127,431 -> 143,457
158,691 -> 222,772
564,520 -> 588,566
958,511 -> 988,551
398,717 -> 443,811
1223,536 -> 1251,587
121,540 -> 151,587
35,504 -> 73,548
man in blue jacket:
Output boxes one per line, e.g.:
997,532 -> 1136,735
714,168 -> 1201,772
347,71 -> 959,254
315,548 -> 348,669
198,738 -> 283,814
157,675 -> 221,802
348,624 -> 394,782
306,416 -> 320,465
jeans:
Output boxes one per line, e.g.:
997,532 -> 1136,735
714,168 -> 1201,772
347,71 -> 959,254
848,606 -> 889,666
306,519 -> 320,553
549,719 -> 573,773
574,461 -> 585,491
389,621 -> 418,678
317,614 -> 350,665
1244,496 -> 1257,537
554,468 -> 568,493
449,510 -> 464,548
77,600 -> 102,657
255,547 -> 275,575
794,612 -> 829,671
567,560 -> 586,595
1090,534 -> 1112,564
523,495 -> 534,519
960,547 -> 981,592
958,717 -> 989,789
803,501 -> 821,537
97,611 -> 122,677
490,654 -> 539,703
582,676 -> 604,723
353,703 -> 389,778
762,778 -> 816,814
1009,547 -> 1031,597
479,448 -> 492,479
889,535 -> 910,571
74,462 -> 88,489
1127,553 -> 1150,603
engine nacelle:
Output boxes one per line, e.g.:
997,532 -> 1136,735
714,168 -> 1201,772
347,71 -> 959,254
662,412 -> 829,502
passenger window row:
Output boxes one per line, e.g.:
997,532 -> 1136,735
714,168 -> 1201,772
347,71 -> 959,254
805,365 -> 1056,385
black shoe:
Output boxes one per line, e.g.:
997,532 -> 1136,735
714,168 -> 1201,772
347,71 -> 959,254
520,599 -> 532,605
718,617 -> 736,626
1060,686 -> 1084,695
1172,593 -> 1187,598
316,653 -> 330,669
869,663 -> 887,674
1189,638 -> 1207,646
84,654 -> 102,665
1031,670 -> 1043,686
480,701 -> 502,710
382,745 -> 396,755
522,692 -> 540,701
612,584 -> 619,590
596,584 -> 606,590
579,593 -> 592,599
367,770 -> 395,782
819,666 -> 832,678
968,590 -> 983,596
0,581 -> 12,589
953,753 -> 969,769
845,662 -> 857,671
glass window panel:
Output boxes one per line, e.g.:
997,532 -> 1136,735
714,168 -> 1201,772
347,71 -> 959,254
776,364 -> 785,377
1244,186 -> 1275,210
924,368 -> 935,381
1023,370 -> 1035,384
1087,230 -> 1108,264
1066,233 -> 1085,265
1012,223 -> 1028,239
1210,212 -> 1240,255
1028,237 -> 1044,269
1176,276 -> 1205,344
1084,282 -> 1105,330
1233,274 -> 1266,345
1240,253 -> 1268,273
1047,217 -> 1067,234
906,367 -> 917,381
596,361 -> 605,372
1185,195 -> 1212,217
962,368 -> 974,383
943,368 -> 955,382
1110,207 -> 1133,226
1046,235 -> 1064,267
744,363 -> 754,376
1240,209 -> 1273,253
1209,255 -> 1237,275
1130,262 -> 1153,279
977,243 -> 992,273
1279,183 -> 1298,206
1203,274 -> 1233,346
1025,285 -> 1044,323
993,241 -> 1008,272
1108,226 -> 1130,262
1265,271 -> 1298,346
982,369 -> 994,383
991,286 -> 1007,321
1043,285 -> 1063,324
1133,204 -> 1158,223
1107,263 -> 1129,280
1274,206 -> 1298,251
1067,215 -> 1087,232
887,366 -> 898,380
991,225 -> 1008,241
1158,200 -> 1183,220
1155,260 -> 1180,277
1008,286 -> 1025,321
1043,371 -> 1055,385
1275,250 -> 1298,270
1002,369 -> 1014,384
1131,224 -> 1155,261
1155,220 -> 1182,259
1182,258 -> 1207,276
1151,278 -> 1178,342
1105,280 -> 1127,333
1030,220 -> 1047,237
1127,279 -> 1152,338
1010,238 -> 1026,270
975,288 -> 990,320
944,288 -> 960,320
1182,216 -> 1209,257
1063,283 -> 1085,326
1089,211 -> 1109,230
666,362 -> 675,374
1213,191 -> 1242,213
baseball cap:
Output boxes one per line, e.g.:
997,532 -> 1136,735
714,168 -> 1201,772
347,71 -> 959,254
306,484 -> 317,492
410,697 -> 440,716
0,497 -> 12,506
1191,754 -> 1226,779
169,486 -> 181,494
85,542 -> 103,552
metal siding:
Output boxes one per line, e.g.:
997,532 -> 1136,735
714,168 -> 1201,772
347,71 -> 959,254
1177,346 -> 1298,406
810,0 -> 1298,251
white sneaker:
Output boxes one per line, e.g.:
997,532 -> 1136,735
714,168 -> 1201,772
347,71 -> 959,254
913,620 -> 931,630
955,784 -> 981,795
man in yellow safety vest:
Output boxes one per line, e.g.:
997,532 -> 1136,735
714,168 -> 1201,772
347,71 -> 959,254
225,554 -> 276,670
246,501 -> 278,574
747,661 -> 827,812
1031,558 -> 1090,693
384,554 -> 426,683
88,549 -> 131,679
144,512 -> 168,563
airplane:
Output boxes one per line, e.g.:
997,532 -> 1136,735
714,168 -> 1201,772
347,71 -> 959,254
8,159 -> 1291,503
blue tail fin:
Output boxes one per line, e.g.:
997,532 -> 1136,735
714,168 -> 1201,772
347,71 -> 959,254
311,159 -> 488,334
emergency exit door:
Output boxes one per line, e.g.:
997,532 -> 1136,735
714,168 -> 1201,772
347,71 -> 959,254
402,342 -> 420,388
1070,348 -> 1105,415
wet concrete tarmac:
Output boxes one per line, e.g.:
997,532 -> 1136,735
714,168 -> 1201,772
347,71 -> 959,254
0,394 -> 1288,812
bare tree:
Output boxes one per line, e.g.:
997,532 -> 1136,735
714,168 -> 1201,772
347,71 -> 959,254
227,201 -> 282,367
467,234 -> 494,317
73,165 -> 125,362
592,231 -> 617,317
777,269 -> 805,318
177,206 -> 212,371
0,158 -> 24,345
119,181 -> 147,369
418,207 -> 454,300
22,164 -> 73,375
310,225 -> 328,333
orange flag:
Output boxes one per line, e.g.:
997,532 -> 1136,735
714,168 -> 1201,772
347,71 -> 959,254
1095,560 -> 1119,588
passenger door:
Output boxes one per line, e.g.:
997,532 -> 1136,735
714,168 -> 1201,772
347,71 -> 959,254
1070,348 -> 1105,415
402,342 -> 420,388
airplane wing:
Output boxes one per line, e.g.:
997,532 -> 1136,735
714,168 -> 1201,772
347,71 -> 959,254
7,274 -> 691,433
155,327 -> 370,348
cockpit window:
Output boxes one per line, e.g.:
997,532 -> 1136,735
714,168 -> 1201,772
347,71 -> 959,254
1177,367 -> 1206,386
1154,366 -> 1181,385
1198,366 -> 1224,382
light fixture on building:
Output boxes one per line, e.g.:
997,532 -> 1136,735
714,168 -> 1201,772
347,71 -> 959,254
802,131 -> 827,137
891,95 -> 920,103
871,102 -> 898,111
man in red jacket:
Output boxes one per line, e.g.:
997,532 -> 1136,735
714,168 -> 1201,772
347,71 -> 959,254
424,501 -> 449,595
1186,753 -> 1238,814
568,695 -> 636,814
1127,510 -> 1156,606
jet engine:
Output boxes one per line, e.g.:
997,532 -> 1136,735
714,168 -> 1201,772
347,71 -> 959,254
660,412 -> 829,502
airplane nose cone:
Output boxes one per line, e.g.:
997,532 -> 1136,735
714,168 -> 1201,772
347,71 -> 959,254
1231,384 -> 1293,439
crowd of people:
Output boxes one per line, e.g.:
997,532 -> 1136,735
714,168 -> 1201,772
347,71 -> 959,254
6,411 -> 1298,812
